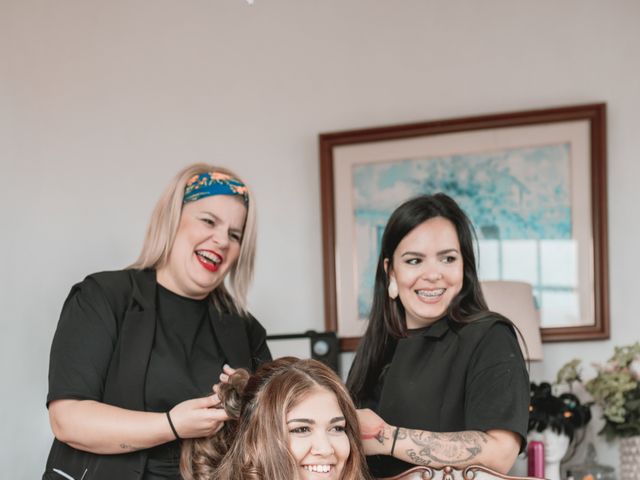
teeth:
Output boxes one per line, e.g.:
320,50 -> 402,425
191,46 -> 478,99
303,464 -> 332,473
197,251 -> 221,264
417,289 -> 445,298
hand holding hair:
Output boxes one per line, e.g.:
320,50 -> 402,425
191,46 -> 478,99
168,394 -> 230,439
217,363 -> 237,385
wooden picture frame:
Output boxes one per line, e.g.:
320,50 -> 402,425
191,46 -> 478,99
319,104 -> 609,351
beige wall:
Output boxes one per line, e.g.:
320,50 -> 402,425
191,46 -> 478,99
2,0 -> 639,477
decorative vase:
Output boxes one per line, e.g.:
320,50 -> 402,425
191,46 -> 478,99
619,435 -> 640,480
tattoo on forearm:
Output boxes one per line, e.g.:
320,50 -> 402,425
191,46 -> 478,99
407,449 -> 431,466
119,443 -> 135,451
403,430 -> 489,465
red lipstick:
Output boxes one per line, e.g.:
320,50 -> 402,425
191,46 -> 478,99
195,250 -> 222,273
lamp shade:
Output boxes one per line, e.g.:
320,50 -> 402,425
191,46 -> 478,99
481,280 -> 543,361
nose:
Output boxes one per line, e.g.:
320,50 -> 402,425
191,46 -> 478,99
210,226 -> 230,250
310,432 -> 335,456
421,262 -> 443,282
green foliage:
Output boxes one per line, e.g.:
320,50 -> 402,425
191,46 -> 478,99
556,358 -> 582,385
557,342 -> 640,440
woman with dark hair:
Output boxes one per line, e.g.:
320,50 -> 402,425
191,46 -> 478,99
347,193 -> 530,478
181,357 -> 370,480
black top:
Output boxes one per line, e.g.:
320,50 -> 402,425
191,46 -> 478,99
45,269 -> 271,480
361,316 -> 529,477
143,285 -> 227,478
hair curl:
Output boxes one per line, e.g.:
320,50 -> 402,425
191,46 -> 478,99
181,358 -> 370,480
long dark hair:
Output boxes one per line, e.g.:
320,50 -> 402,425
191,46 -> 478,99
347,193 -> 491,403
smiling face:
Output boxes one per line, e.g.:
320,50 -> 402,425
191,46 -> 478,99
388,216 -> 464,329
156,194 -> 247,299
286,386 -> 351,480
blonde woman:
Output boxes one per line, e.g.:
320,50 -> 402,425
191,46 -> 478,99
44,164 -> 271,480
181,357 -> 371,480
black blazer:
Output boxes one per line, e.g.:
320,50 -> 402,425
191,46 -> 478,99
44,269 -> 271,480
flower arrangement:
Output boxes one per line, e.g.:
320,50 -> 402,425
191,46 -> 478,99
557,342 -> 640,440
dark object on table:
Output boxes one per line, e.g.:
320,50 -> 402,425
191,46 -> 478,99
529,382 -> 592,441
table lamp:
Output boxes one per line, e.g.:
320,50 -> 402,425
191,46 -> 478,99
481,280 -> 543,361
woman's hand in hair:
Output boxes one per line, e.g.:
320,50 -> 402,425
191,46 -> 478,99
168,394 -> 229,439
217,363 -> 237,385
212,363 -> 237,397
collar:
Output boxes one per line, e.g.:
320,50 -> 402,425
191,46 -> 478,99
407,316 -> 451,339
127,268 -> 252,370
129,268 -> 157,311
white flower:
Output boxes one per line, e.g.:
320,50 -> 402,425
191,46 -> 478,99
629,357 -> 640,381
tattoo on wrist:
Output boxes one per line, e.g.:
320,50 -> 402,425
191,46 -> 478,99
361,424 -> 390,445
374,427 -> 387,444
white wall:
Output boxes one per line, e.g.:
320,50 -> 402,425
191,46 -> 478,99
2,0 -> 639,477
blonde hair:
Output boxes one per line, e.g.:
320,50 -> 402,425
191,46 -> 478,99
129,163 -> 257,314
181,358 -> 370,480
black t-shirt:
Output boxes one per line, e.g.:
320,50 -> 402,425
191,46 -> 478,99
45,269 -> 272,480
361,316 -> 530,477
144,285 -> 226,478
47,277 -> 227,480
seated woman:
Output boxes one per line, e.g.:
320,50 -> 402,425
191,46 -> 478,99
181,357 -> 370,480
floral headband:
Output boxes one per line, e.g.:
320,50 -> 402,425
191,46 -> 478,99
183,172 -> 249,205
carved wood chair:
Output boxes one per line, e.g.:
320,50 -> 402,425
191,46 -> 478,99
377,465 -> 544,480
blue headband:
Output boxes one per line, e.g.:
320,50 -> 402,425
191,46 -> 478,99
183,172 -> 249,205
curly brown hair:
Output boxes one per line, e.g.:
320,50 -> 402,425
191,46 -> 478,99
180,357 -> 370,480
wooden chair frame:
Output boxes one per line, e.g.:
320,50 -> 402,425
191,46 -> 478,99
378,465 -> 543,480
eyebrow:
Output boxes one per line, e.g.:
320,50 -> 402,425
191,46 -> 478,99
199,211 -> 244,234
286,416 -> 346,425
400,248 -> 459,257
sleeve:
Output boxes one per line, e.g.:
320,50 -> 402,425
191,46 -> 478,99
245,315 -> 272,371
464,321 -> 530,448
47,276 -> 119,406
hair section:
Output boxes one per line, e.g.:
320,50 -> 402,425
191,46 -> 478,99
181,357 -> 369,480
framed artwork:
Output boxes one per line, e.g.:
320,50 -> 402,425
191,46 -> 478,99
319,104 -> 609,351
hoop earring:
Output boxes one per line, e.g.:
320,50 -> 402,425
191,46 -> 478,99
388,277 -> 398,299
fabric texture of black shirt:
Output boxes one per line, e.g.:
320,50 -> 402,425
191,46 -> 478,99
144,285 -> 227,478
362,315 -> 530,477
146,284 -> 226,412
45,269 -> 271,480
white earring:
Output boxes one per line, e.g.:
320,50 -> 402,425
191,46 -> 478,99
388,277 -> 398,299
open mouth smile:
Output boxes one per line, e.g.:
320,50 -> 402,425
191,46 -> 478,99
416,288 -> 445,300
302,464 -> 334,474
195,250 -> 222,272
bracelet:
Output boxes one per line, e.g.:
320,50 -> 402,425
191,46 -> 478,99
166,411 -> 181,440
390,426 -> 400,456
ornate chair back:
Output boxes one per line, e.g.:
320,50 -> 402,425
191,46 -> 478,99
377,465 -> 544,480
